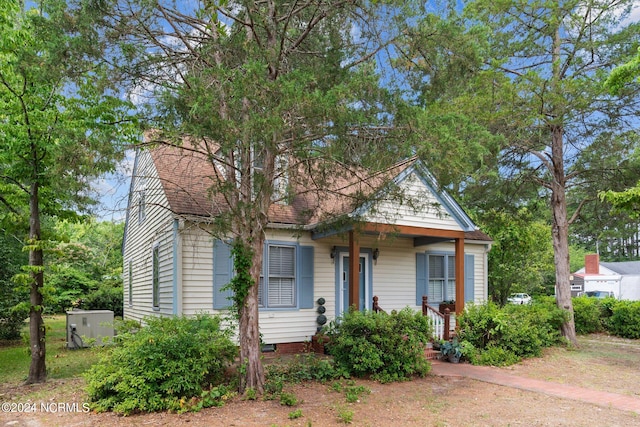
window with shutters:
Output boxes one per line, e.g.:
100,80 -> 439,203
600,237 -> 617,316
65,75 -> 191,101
427,254 -> 455,303
259,245 -> 296,308
214,240 -> 313,311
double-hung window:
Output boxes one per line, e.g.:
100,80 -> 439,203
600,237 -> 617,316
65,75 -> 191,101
259,245 -> 296,308
427,254 -> 455,303
213,240 -> 314,310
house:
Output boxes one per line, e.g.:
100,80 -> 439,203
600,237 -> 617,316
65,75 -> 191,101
122,142 -> 492,349
570,254 -> 640,300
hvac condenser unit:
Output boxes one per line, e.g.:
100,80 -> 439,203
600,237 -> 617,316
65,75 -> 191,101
66,309 -> 114,349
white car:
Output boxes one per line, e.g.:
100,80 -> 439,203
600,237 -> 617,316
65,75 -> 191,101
507,293 -> 532,305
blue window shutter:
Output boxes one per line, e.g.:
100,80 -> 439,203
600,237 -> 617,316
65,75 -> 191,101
299,246 -> 314,309
416,253 -> 427,306
213,240 -> 234,309
465,254 -> 475,303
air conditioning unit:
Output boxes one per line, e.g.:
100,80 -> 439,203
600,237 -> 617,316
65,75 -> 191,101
66,309 -> 114,349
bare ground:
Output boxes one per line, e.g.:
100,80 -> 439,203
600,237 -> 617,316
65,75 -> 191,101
2,334 -> 640,427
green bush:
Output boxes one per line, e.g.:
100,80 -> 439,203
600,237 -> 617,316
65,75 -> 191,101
458,301 -> 566,366
323,307 -> 431,383
85,314 -> 237,414
0,302 -> 28,340
80,285 -> 124,317
571,296 -> 612,334
608,300 -> 640,339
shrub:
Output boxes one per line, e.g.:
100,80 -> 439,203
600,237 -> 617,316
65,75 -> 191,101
0,302 -> 28,340
80,285 -> 124,317
608,300 -> 640,339
457,301 -> 566,366
323,307 -> 431,383
572,296 -> 609,334
85,314 -> 237,414
265,353 -> 342,396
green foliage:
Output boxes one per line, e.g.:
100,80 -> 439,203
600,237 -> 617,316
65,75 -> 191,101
226,240 -> 254,318
337,406 -> 354,424
458,301 -> 566,366
477,208 -> 555,303
0,233 -> 28,340
608,301 -> 640,339
279,392 -> 299,406
572,296 -> 609,335
344,383 -> 370,403
264,353 -> 343,398
85,314 -> 237,414
288,408 -> 304,419
324,308 -> 431,382
79,285 -> 124,317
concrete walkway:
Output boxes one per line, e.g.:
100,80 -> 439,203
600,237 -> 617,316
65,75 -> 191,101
430,360 -> 640,414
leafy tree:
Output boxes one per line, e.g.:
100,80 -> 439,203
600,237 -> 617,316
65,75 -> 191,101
479,208 -> 555,305
0,0 -> 136,383
405,0 -> 640,345
93,0 -> 419,394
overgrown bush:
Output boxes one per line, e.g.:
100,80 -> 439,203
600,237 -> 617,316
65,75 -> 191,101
572,296 -> 613,334
0,301 -> 28,340
608,300 -> 640,339
323,307 -> 431,383
85,314 -> 237,414
458,301 -> 566,366
80,285 -> 124,317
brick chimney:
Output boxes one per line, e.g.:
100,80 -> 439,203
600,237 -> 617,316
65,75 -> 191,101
585,254 -> 600,274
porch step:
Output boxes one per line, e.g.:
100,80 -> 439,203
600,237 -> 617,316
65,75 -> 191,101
424,348 -> 441,360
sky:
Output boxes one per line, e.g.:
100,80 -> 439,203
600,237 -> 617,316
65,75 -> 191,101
92,150 -> 135,223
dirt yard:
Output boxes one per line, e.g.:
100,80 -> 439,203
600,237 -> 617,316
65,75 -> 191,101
2,334 -> 639,427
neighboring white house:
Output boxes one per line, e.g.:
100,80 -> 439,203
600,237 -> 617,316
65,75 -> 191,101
570,254 -> 640,300
122,143 -> 492,349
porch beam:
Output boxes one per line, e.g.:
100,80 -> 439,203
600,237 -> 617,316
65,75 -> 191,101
455,237 -> 464,314
349,230 -> 360,310
363,222 -> 466,239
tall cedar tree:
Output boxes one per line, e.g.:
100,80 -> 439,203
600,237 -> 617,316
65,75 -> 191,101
92,0 -> 419,394
403,0 -> 640,344
0,0 -> 136,383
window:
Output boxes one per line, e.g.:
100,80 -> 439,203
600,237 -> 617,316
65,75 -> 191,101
428,254 -> 455,303
152,245 -> 160,309
128,260 -> 133,306
213,240 -> 314,310
259,245 -> 296,308
138,189 -> 146,224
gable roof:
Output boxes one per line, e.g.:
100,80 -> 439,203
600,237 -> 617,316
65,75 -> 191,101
600,261 -> 640,276
138,141 -> 490,241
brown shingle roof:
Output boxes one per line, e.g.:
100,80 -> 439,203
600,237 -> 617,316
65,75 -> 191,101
149,142 -> 414,227
146,140 -> 491,243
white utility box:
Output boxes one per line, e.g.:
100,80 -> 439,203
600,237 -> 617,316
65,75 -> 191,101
66,309 -> 114,349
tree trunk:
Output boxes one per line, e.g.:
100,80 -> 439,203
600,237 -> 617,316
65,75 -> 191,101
237,236 -> 265,395
550,125 -> 578,346
26,182 -> 46,384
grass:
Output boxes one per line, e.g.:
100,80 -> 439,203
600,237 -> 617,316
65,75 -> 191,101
0,314 -> 104,384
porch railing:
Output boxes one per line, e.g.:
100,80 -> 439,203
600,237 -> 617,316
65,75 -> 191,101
421,296 -> 450,341
370,295 -> 451,341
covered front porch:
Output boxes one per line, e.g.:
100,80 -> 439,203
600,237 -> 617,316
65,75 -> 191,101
312,221 -> 468,317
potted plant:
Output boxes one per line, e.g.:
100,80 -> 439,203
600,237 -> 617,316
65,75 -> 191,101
440,338 -> 462,363
439,300 -> 456,314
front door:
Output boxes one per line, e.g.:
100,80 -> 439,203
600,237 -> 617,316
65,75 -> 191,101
338,254 -> 368,317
